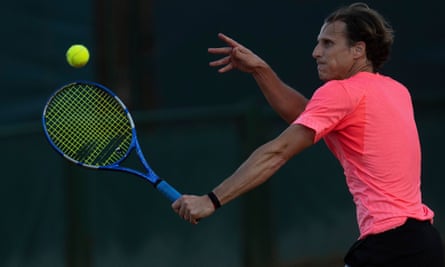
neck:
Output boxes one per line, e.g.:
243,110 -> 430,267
348,59 -> 374,77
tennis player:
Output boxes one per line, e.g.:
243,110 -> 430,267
172,3 -> 444,266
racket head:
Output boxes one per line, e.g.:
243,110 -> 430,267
42,81 -> 135,168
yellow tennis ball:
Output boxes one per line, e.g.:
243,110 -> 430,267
66,44 -> 90,68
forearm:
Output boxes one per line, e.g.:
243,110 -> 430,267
211,124 -> 315,206
252,63 -> 308,123
212,142 -> 287,206
171,124 -> 314,223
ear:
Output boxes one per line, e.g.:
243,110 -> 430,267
352,41 -> 366,59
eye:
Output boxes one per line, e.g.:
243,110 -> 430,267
322,40 -> 334,47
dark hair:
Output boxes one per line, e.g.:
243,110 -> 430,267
325,2 -> 394,70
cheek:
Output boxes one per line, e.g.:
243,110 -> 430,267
320,57 -> 349,80
330,54 -> 352,73
323,58 -> 341,75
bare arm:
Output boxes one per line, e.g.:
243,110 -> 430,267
251,63 -> 308,123
213,124 -> 314,204
209,33 -> 308,123
172,124 -> 315,223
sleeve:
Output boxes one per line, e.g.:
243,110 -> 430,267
293,81 -> 358,143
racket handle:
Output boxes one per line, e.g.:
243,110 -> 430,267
155,180 -> 182,202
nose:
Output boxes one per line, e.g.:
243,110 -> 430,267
312,43 -> 321,59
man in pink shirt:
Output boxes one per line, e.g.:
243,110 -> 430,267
172,3 -> 444,266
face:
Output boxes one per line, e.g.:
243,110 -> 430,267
312,21 -> 360,81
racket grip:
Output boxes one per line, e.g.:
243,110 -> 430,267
156,180 -> 182,202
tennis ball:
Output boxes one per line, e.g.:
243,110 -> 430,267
66,44 -> 90,68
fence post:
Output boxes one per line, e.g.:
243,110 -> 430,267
65,164 -> 91,267
240,101 -> 275,267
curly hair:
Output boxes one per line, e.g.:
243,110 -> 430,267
325,2 -> 394,71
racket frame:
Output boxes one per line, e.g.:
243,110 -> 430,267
42,81 -> 181,202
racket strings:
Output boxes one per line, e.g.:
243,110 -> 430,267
44,83 -> 133,166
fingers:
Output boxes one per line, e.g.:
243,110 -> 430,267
209,56 -> 233,73
207,33 -> 244,58
208,47 -> 232,55
172,200 -> 195,224
208,33 -> 246,73
208,47 -> 233,73
217,33 -> 242,48
217,64 -> 234,73
209,55 -> 231,67
171,195 -> 204,224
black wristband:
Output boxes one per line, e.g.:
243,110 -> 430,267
207,191 -> 221,210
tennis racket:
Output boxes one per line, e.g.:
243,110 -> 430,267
42,81 -> 181,202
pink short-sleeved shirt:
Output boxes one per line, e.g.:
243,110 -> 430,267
294,72 -> 434,239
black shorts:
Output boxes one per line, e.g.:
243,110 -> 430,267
344,218 -> 444,267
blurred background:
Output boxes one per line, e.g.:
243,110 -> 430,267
1,0 -> 444,266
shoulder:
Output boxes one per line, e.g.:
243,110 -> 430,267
315,72 -> 381,101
